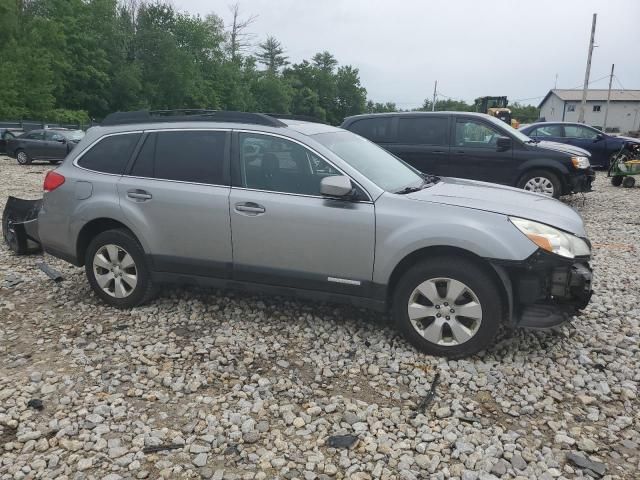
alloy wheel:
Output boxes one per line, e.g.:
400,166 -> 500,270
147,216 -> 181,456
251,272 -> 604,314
407,277 -> 483,346
17,151 -> 28,165
523,177 -> 554,196
92,244 -> 138,298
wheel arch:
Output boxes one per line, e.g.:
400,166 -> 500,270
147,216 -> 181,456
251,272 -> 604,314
385,245 -> 511,322
76,218 -> 141,267
516,163 -> 568,195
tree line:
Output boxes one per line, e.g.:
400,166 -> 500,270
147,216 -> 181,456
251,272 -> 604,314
0,1 -> 539,125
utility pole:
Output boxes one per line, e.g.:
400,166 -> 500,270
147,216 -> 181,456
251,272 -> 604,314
578,13 -> 597,123
554,73 -> 558,89
603,63 -> 614,132
432,80 -> 437,111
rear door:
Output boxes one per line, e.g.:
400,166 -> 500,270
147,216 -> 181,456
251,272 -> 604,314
388,115 -> 450,175
21,130 -> 46,159
449,117 -> 514,185
117,129 -> 233,278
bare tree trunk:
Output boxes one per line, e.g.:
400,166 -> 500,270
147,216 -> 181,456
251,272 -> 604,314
227,2 -> 256,62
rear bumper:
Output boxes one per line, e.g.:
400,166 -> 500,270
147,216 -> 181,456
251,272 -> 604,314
2,197 -> 43,254
492,250 -> 593,329
567,169 -> 595,194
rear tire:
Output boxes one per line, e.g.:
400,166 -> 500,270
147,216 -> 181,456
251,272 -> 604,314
49,160 -> 61,165
392,257 -> 503,358
611,176 -> 623,187
622,177 -> 636,188
517,169 -> 561,198
85,229 -> 155,308
16,149 -> 31,165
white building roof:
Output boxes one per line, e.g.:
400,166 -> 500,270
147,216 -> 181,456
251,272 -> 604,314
539,89 -> 640,107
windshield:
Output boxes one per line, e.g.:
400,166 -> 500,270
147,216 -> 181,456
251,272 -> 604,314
485,115 -> 533,143
313,131 -> 423,192
64,130 -> 85,141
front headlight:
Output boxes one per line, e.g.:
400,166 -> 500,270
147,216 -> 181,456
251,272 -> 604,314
510,217 -> 590,258
571,156 -> 590,169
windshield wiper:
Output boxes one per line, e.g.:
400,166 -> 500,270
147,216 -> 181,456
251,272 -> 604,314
395,174 -> 440,194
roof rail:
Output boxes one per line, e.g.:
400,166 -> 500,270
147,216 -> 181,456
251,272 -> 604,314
267,113 -> 327,124
101,110 -> 286,127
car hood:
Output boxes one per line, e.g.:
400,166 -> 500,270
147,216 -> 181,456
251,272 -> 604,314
406,177 -> 586,237
534,140 -> 590,157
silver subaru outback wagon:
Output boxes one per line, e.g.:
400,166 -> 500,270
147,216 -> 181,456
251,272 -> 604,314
29,110 -> 592,358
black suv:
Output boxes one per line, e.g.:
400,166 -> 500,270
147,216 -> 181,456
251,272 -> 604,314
341,112 -> 595,198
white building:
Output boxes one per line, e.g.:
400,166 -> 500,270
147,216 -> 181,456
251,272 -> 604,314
538,89 -> 640,133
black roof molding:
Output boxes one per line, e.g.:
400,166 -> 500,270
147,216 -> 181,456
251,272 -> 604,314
101,109 -> 286,127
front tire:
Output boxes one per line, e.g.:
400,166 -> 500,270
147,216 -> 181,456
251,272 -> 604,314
611,175 -> 623,187
517,170 -> 561,198
16,149 -> 31,165
392,257 -> 503,358
622,177 -> 636,188
85,229 -> 155,308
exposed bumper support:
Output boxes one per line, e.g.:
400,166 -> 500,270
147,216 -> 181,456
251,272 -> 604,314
568,170 -> 595,194
2,196 -> 43,254
492,250 -> 593,329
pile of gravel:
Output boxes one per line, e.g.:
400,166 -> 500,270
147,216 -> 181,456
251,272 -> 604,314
1,158 -> 638,479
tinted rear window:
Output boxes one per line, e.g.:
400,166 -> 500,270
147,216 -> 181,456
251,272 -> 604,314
348,118 -> 392,142
78,133 -> 141,174
397,117 -> 448,145
130,130 -> 226,184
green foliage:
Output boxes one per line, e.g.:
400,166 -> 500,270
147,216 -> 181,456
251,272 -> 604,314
508,102 -> 541,123
0,1 -> 374,125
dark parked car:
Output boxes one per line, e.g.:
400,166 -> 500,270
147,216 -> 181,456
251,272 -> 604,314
341,112 -> 594,198
519,122 -> 640,168
7,128 -> 85,165
0,128 -> 24,155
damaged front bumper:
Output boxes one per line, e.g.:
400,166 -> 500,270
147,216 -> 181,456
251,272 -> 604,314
568,169 -> 595,194
493,249 -> 593,329
2,196 -> 43,255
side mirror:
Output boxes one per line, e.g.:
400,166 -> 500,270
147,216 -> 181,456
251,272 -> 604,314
595,133 -> 605,141
320,175 -> 353,198
57,138 -> 66,143
496,136 -> 512,152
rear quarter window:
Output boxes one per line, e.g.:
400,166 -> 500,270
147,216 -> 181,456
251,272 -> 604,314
348,118 -> 393,143
77,133 -> 141,174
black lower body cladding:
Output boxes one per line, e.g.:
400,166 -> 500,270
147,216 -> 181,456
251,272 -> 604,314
493,249 -> 593,328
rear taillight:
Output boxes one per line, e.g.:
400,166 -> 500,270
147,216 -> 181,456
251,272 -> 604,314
43,171 -> 65,192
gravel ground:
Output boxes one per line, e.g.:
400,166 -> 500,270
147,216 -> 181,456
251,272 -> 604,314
0,156 -> 638,480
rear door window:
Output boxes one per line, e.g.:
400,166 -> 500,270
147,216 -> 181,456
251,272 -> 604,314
130,130 -> 227,185
349,118 -> 393,142
397,117 -> 448,145
78,133 -> 141,174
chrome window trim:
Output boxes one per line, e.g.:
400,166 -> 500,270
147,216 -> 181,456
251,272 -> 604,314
231,186 -> 373,204
234,129 -> 373,202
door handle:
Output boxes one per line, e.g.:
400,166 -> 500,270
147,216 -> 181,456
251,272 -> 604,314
235,202 -> 265,214
454,150 -> 465,155
430,150 -> 445,154
127,189 -> 152,201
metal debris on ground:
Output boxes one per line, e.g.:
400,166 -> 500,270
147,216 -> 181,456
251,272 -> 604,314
326,434 -> 359,449
36,261 -> 63,282
142,443 -> 183,454
566,451 -> 607,477
414,372 -> 441,416
27,399 -> 44,411
3,274 -> 23,288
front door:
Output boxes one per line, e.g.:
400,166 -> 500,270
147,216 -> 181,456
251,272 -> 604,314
562,125 -> 609,167
385,115 -> 450,176
117,129 -> 233,278
44,131 -> 68,160
449,118 -> 514,185
229,132 -> 375,296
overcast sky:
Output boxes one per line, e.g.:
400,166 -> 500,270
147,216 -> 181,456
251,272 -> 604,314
174,0 -> 640,109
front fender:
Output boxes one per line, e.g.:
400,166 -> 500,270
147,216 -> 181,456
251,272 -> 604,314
516,158 -> 570,178
372,195 -> 537,285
